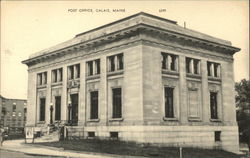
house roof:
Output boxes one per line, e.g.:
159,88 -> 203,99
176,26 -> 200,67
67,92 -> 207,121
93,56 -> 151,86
23,12 -> 240,64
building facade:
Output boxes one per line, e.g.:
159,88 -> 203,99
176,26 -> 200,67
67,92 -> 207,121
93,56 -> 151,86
22,12 -> 240,152
0,95 -> 27,135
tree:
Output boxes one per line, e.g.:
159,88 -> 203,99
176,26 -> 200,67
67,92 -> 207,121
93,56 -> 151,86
235,79 -> 250,150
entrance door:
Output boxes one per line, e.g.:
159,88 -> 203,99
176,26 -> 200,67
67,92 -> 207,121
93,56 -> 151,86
70,94 -> 78,125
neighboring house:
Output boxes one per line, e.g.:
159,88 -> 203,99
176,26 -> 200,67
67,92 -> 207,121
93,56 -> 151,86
0,95 -> 27,135
22,12 -> 240,153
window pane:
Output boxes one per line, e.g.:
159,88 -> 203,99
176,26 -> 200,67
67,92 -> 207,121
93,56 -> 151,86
112,88 -> 122,118
165,87 -> 174,118
40,98 -> 46,121
210,92 -> 218,119
55,96 -> 61,121
90,91 -> 98,119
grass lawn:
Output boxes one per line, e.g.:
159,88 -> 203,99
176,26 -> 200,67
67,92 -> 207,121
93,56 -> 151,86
36,139 -> 243,158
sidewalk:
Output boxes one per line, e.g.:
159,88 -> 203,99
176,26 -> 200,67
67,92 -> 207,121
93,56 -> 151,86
0,139 -> 145,158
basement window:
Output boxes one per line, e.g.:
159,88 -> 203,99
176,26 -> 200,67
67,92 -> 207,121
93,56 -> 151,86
88,132 -> 95,138
215,131 -> 221,142
110,132 -> 118,139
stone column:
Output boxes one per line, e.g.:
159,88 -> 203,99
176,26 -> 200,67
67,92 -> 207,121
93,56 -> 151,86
210,63 -> 214,77
100,56 -> 108,125
197,61 -> 201,74
179,55 -> 188,123
217,64 -> 221,78
74,65 -> 77,79
167,55 -> 171,70
61,65 -> 68,123
201,59 -> 209,122
175,57 -> 178,71
78,60 -> 86,126
93,61 -> 96,75
114,55 -> 118,71
190,59 -> 194,74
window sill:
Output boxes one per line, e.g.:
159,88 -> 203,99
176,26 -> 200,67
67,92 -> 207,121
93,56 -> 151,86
107,70 -> 124,77
186,73 -> 201,79
162,69 -> 179,76
210,118 -> 221,122
109,118 -> 124,122
86,74 -> 100,81
188,117 -> 202,122
87,119 -> 100,122
37,85 -> 47,89
51,82 -> 63,87
163,117 -> 178,121
208,76 -> 221,82
37,121 -> 45,124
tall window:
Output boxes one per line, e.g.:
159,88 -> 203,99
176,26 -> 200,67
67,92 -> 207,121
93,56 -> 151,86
161,52 -> 178,71
37,72 -> 47,85
90,91 -> 98,119
12,104 -> 16,112
186,57 -> 200,75
108,53 -> 124,72
39,98 -> 46,121
112,88 -> 122,118
165,87 -> 174,118
210,92 -> 218,119
52,68 -> 63,83
55,96 -> 61,121
207,61 -> 221,78
87,59 -> 100,76
68,64 -> 80,80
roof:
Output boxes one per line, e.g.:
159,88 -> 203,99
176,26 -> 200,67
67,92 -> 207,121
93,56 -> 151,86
24,12 -> 240,63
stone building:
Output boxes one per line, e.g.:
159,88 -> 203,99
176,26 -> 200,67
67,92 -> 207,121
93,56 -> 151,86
22,12 -> 240,152
0,95 -> 27,135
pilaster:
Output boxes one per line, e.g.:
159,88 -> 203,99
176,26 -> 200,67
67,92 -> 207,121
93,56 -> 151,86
100,56 -> 107,125
201,59 -> 209,122
179,55 -> 188,123
78,61 -> 86,126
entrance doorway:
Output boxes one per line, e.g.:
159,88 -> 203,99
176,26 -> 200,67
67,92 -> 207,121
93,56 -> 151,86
69,93 -> 78,125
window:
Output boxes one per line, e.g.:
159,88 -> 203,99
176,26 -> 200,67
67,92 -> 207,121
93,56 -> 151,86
87,59 -> 100,76
52,68 -> 63,83
117,54 -> 123,70
165,87 -> 174,118
186,57 -> 200,75
108,53 -> 124,72
55,96 -> 61,121
37,72 -> 47,85
210,92 -> 218,119
90,91 -> 98,119
112,88 -> 122,118
215,131 -> 221,142
161,52 -> 178,71
39,98 -> 46,121
68,64 -> 80,80
110,132 -> 118,139
13,104 -> 16,112
88,132 -> 95,138
207,61 -> 221,78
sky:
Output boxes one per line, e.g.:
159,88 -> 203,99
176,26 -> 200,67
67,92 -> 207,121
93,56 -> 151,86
1,1 -> 249,99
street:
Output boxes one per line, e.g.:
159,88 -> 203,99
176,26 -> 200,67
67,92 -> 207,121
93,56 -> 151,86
0,149 -> 66,158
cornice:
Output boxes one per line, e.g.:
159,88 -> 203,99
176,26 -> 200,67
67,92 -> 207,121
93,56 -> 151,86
23,24 -> 240,67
